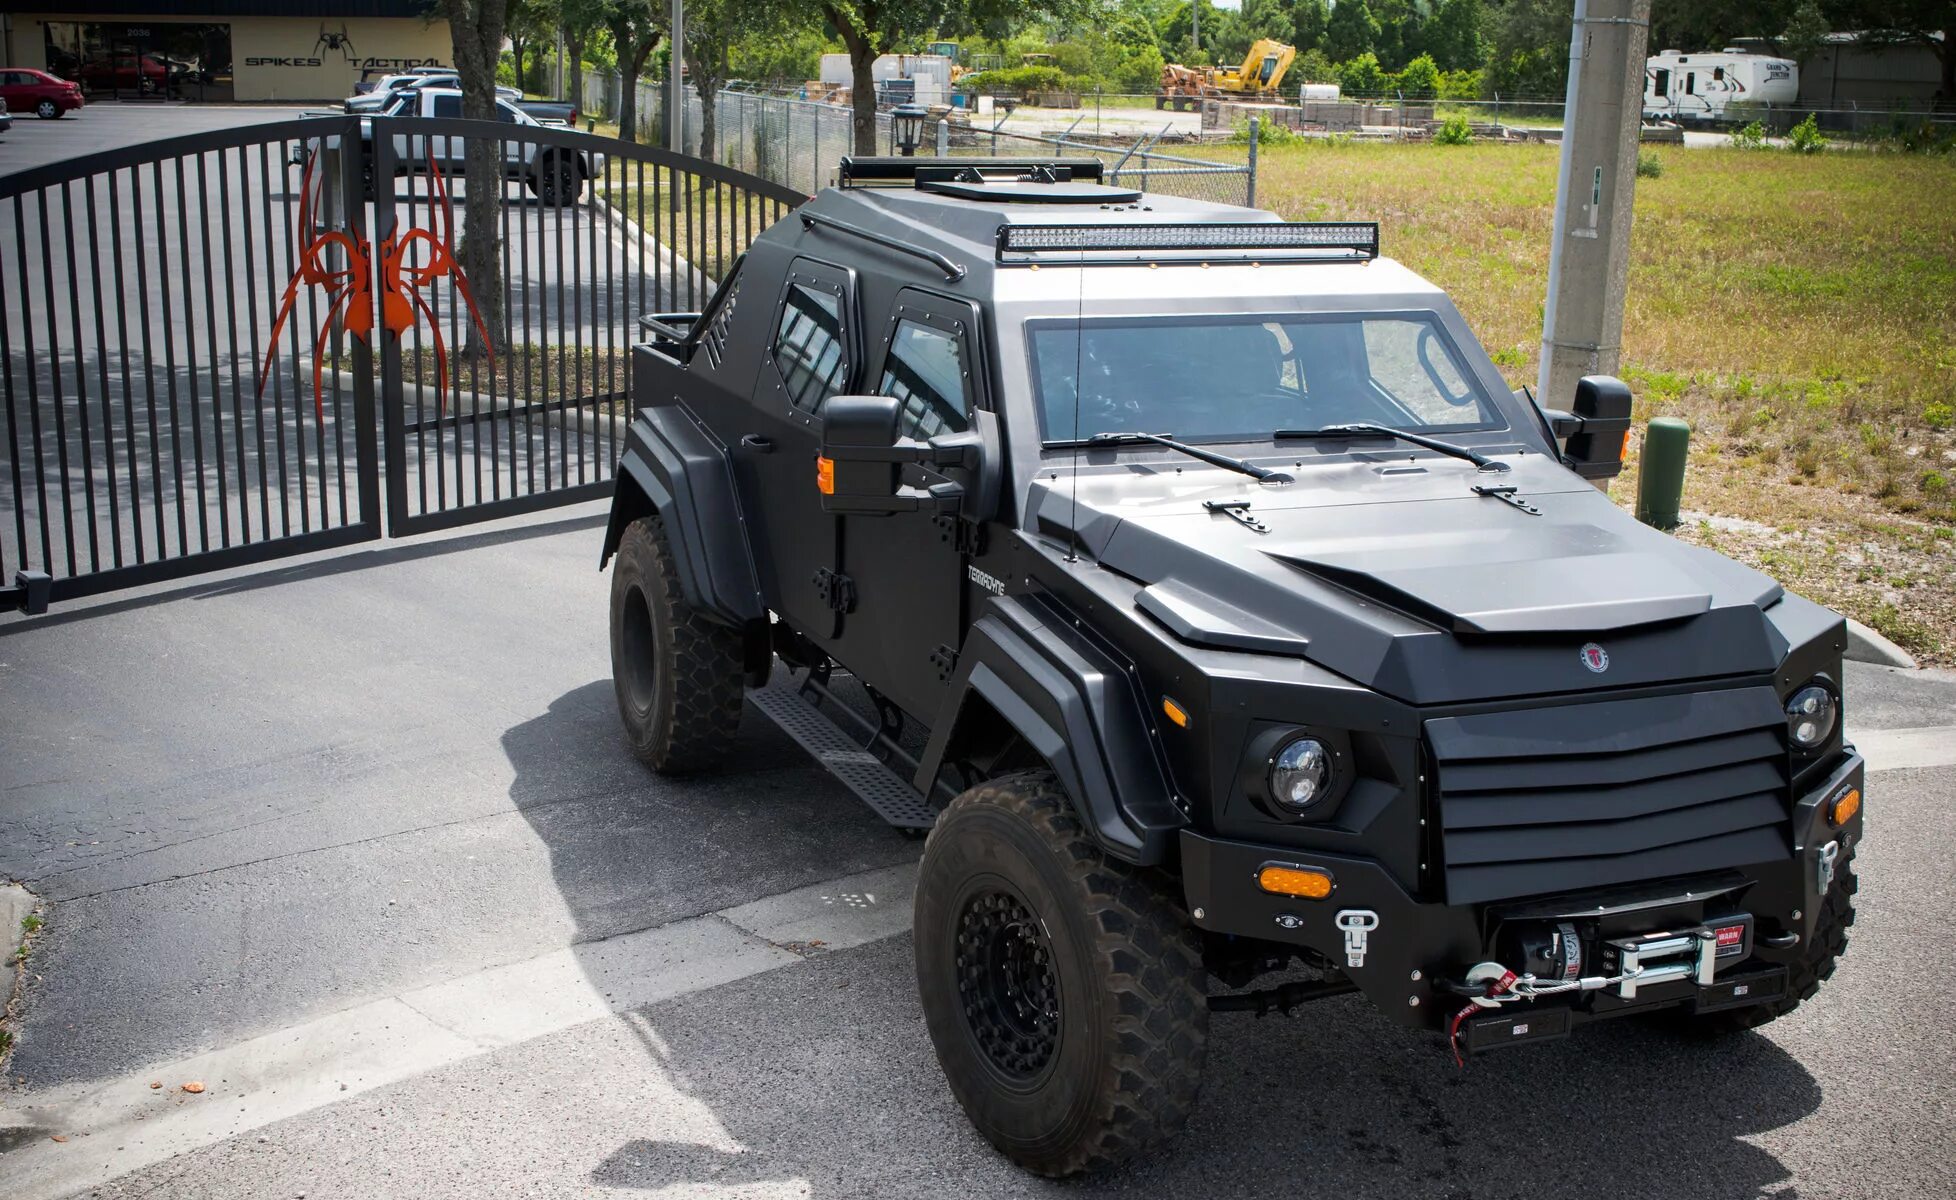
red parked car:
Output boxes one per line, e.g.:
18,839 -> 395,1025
1,68 -> 85,118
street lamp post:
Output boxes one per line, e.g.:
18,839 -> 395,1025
891,102 -> 928,156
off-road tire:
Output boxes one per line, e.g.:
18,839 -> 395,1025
530,151 -> 582,208
608,515 -> 745,773
914,771 -> 1208,1177
1675,845 -> 1856,1034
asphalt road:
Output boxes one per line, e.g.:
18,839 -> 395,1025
1,507 -> 1953,1199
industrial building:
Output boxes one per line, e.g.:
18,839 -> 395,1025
0,0 -> 451,103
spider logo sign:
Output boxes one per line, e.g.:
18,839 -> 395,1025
258,151 -> 495,420
315,23 -> 357,63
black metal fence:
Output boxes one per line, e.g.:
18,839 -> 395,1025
1,114 -> 803,612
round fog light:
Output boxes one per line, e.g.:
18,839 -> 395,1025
1785,683 -> 1838,751
1270,737 -> 1333,811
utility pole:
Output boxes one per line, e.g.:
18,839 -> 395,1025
1537,0 -> 1651,406
667,0 -> 685,152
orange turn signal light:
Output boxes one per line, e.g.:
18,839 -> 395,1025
1256,864 -> 1334,900
1161,697 -> 1189,728
1829,787 -> 1861,827
815,455 -> 835,495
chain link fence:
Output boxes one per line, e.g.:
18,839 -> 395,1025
576,77 -> 1256,207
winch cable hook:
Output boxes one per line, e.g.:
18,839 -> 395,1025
1447,963 -> 1518,1068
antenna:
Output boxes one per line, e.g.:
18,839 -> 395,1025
1065,247 -> 1086,564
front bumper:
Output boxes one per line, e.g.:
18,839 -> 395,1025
1182,751 -> 1865,1034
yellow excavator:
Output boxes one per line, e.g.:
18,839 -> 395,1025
1157,38 -> 1296,110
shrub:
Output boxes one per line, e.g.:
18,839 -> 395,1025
1787,112 -> 1828,154
1234,119 -> 1302,145
1878,117 -> 1956,155
1292,48 -> 1338,85
1392,54 -> 1441,100
1433,114 -> 1472,145
1636,149 -> 1664,178
968,65 -> 1068,96
1731,120 -> 1768,150
1437,69 -> 1483,101
1337,52 -> 1389,98
1924,402 -> 1954,430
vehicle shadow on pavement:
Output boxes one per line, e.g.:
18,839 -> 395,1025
574,935 -> 1822,1200
500,676 -> 918,946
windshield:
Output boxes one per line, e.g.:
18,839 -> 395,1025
1029,313 -> 1503,443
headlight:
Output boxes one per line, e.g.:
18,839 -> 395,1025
1785,682 -> 1838,751
1269,737 -> 1333,811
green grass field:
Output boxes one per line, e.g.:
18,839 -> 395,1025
1234,139 -> 1956,658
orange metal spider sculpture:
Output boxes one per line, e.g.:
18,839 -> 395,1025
259,149 -> 494,419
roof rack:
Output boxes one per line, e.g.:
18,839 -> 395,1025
995,220 -> 1380,267
838,156 -> 1105,188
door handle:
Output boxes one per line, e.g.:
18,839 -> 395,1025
740,434 -> 774,453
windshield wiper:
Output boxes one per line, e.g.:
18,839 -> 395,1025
1080,431 -> 1294,486
1273,422 -> 1508,472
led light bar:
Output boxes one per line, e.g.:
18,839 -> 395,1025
996,220 -> 1379,265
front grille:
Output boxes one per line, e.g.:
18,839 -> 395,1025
1427,687 -> 1791,904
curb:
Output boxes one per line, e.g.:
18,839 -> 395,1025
1844,618 -> 1919,670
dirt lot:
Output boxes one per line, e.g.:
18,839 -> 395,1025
1236,138 -> 1956,661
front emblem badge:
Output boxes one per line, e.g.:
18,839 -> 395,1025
1335,909 -> 1380,969
1580,642 -> 1610,673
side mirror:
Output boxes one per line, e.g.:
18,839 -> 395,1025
1546,375 -> 1633,485
818,395 -> 975,516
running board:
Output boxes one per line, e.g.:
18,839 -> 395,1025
749,684 -> 940,829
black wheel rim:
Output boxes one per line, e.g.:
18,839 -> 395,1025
956,888 -> 1060,1082
619,583 -> 658,712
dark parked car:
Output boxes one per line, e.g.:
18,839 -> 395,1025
76,54 -> 167,93
602,156 -> 1866,1175
0,67 -> 84,118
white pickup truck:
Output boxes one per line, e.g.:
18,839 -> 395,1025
303,87 -> 603,208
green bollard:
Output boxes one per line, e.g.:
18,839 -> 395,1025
1636,417 -> 1690,530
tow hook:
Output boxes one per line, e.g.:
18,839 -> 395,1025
1816,839 -> 1841,894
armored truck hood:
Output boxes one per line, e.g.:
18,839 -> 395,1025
1030,452 -> 1792,704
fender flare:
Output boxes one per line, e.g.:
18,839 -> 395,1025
915,597 -> 1185,865
601,406 -> 763,626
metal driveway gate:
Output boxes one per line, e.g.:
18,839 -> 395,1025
0,114 -> 804,613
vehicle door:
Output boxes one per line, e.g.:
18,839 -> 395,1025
0,73 -> 22,110
740,257 -> 860,645
493,98 -> 529,174
828,287 -> 987,721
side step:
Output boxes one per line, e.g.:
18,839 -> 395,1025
749,684 -> 939,830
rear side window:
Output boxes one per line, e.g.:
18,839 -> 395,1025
880,320 -> 971,440
774,283 -> 849,412
431,93 -> 461,118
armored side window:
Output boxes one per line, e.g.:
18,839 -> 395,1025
879,319 -> 972,440
773,283 -> 849,412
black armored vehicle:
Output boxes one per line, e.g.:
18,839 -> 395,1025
601,159 -> 1865,1175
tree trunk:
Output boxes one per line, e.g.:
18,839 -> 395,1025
443,0 -> 509,360
566,29 -> 584,111
847,37 -> 878,155
1940,29 -> 1954,110
695,73 -> 719,160
511,40 -> 527,93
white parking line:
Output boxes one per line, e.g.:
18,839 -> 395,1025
1852,726 -> 1956,773
0,862 -> 918,1200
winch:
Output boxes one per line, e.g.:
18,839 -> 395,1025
1443,912 -> 1760,1064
